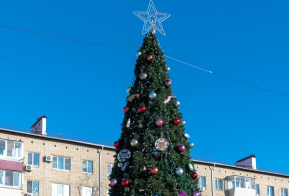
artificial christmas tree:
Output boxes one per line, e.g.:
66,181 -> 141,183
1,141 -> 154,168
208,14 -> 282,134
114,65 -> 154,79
109,30 -> 199,195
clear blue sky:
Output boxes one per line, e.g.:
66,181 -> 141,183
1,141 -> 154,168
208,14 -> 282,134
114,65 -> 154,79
1,0 -> 289,172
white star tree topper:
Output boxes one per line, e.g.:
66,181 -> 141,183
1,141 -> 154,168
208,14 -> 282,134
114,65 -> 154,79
133,0 -> 171,36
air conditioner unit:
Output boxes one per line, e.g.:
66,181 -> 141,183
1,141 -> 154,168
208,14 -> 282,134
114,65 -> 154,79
27,193 -> 33,196
26,165 -> 33,171
200,187 -> 205,192
45,155 -> 53,162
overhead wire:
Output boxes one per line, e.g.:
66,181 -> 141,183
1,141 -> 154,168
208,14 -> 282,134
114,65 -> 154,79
1,24 -> 288,98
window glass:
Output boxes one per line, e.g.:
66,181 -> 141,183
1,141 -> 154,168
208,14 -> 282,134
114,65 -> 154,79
235,176 -> 240,187
52,157 -> 57,169
0,140 -> 5,155
0,170 -> 3,185
256,184 -> 259,194
15,142 -> 22,158
240,177 -> 245,188
267,186 -> 274,196
88,161 -> 93,174
34,153 -> 39,167
5,171 -> 13,186
82,161 -> 87,172
65,158 -> 70,171
33,181 -> 39,194
27,181 -> 33,193
58,157 -> 64,170
13,172 -> 21,187
201,177 -> 206,188
107,164 -> 113,176
28,153 -> 33,165
7,141 -> 14,157
83,187 -> 93,196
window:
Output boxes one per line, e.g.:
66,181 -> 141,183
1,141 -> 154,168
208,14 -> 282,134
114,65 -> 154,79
52,156 -> 70,171
267,186 -> 274,196
215,179 -> 223,190
28,180 -> 39,195
228,176 -> 255,190
52,183 -> 70,196
82,161 -> 93,174
82,186 -> 93,196
198,176 -> 206,188
28,152 -> 39,167
256,184 -> 260,195
0,139 -> 23,158
281,188 -> 288,196
0,170 -> 22,188
107,163 -> 113,176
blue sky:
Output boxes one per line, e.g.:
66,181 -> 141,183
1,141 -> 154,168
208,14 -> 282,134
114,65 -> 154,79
1,0 -> 289,172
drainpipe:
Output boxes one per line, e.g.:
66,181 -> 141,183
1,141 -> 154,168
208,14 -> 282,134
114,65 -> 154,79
97,146 -> 104,196
209,163 -> 216,196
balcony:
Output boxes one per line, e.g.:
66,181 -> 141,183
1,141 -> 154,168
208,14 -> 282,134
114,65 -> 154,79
227,176 -> 256,196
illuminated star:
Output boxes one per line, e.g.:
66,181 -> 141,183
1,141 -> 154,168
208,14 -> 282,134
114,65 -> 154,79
133,0 -> 171,36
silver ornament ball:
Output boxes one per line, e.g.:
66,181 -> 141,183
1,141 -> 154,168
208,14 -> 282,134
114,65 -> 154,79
176,100 -> 181,107
149,92 -> 157,99
175,167 -> 184,176
130,139 -> 138,147
140,73 -> 148,80
165,66 -> 170,72
181,120 -> 186,126
189,142 -> 194,149
136,50 -> 142,57
126,86 -> 131,94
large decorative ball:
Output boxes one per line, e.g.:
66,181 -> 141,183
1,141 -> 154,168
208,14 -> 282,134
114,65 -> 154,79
189,142 -> 194,149
140,73 -> 147,80
150,166 -> 159,175
155,119 -> 164,127
173,118 -> 180,126
175,167 -> 184,176
191,172 -> 198,180
114,141 -> 120,148
126,86 -> 131,94
147,55 -> 153,62
138,106 -> 146,113
181,120 -> 186,126
193,191 -> 201,196
152,194 -> 160,196
164,80 -> 172,87
178,144 -> 186,152
165,66 -> 170,72
175,100 -> 181,107
121,179 -> 130,186
149,92 -> 157,99
110,179 -> 117,186
136,50 -> 142,57
130,139 -> 138,147
123,106 -> 129,113
188,163 -> 195,172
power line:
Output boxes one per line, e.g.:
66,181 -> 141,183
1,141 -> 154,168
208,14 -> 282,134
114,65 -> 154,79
1,24 -> 289,98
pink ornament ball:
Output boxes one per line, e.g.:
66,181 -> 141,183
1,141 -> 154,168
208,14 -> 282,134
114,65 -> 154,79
155,119 -> 164,127
165,80 -> 172,87
110,179 -> 117,186
193,191 -> 201,196
178,144 -> 186,152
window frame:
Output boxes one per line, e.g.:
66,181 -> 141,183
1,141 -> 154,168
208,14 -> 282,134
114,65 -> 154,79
256,184 -> 260,195
215,178 -> 223,190
281,188 -> 288,196
198,176 -> 206,188
52,183 -> 70,196
107,163 -> 114,176
82,186 -> 93,196
52,156 -> 71,171
27,180 -> 39,195
0,170 -> 22,188
0,139 -> 23,158
267,186 -> 274,196
27,152 -> 40,167
82,160 -> 93,174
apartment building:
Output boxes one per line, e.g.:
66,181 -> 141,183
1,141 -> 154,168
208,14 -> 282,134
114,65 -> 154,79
0,116 -> 116,196
193,155 -> 289,196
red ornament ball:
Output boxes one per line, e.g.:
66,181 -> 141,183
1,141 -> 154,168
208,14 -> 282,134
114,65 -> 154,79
150,166 -> 159,175
191,172 -> 198,180
114,141 -> 120,148
173,118 -> 180,126
123,106 -> 129,113
147,55 -> 153,62
177,144 -> 186,152
121,179 -> 130,186
138,106 -> 146,113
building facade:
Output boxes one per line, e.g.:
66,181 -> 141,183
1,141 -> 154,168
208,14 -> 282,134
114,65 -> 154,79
0,116 -> 116,196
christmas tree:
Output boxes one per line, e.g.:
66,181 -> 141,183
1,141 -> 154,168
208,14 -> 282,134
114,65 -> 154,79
109,1 -> 199,195
109,29 -> 199,195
